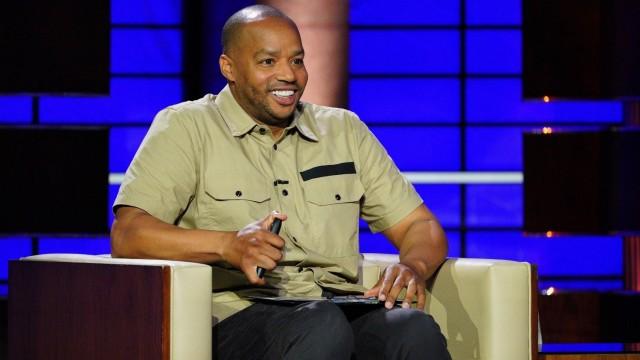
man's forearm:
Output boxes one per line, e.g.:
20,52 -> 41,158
397,219 -> 448,281
111,206 -> 234,263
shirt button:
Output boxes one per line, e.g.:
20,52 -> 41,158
273,144 -> 278,150
282,189 -> 288,196
235,190 -> 242,197
259,128 -> 266,135
335,194 -> 341,201
298,267 -> 303,273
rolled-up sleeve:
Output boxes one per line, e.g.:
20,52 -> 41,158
350,115 -> 423,233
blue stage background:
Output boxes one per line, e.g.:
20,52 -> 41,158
0,0 -> 624,296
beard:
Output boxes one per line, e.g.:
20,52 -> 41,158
246,85 -> 302,126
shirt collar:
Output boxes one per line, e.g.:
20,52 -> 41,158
289,103 -> 319,142
215,85 -> 258,137
215,85 -> 320,141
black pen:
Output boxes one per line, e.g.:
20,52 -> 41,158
257,218 -> 282,278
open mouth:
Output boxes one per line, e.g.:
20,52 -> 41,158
270,89 -> 297,106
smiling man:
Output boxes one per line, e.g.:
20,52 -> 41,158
219,8 -> 307,132
111,5 -> 450,360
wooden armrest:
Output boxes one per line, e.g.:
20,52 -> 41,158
9,254 -> 212,360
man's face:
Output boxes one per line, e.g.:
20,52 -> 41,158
222,18 -> 308,127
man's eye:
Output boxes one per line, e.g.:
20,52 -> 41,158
292,58 -> 304,65
260,59 -> 275,65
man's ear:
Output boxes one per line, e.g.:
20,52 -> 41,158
219,54 -> 235,82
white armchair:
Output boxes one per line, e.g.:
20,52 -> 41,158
9,253 -> 537,360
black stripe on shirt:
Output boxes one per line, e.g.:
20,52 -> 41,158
300,162 -> 357,181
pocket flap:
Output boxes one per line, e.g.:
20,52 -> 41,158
205,178 -> 270,203
304,175 -> 364,205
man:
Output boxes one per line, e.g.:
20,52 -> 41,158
111,4 -> 450,359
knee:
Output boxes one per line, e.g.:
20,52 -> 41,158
296,301 -> 352,339
390,309 -> 442,336
386,309 -> 449,352
286,301 -> 353,358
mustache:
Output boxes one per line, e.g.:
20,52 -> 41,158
268,82 -> 299,92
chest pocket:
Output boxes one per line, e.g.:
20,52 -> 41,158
302,173 -> 365,257
201,174 -> 271,231
305,176 -> 364,205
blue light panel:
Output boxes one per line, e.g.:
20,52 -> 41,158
369,126 -> 460,171
466,79 -> 623,123
360,230 -> 460,257
466,0 -> 521,25
0,237 -> 31,296
466,30 -> 521,74
39,237 -> 111,255
350,0 -> 460,25
414,184 -> 461,228
541,344 -> 626,353
39,78 -> 182,124
360,231 -> 398,254
111,0 -> 181,25
446,231 -> 461,257
466,126 -> 533,170
0,96 -> 32,123
466,185 -> 522,227
350,79 -> 460,123
111,29 -> 182,74
350,30 -> 459,74
466,231 -> 622,276
109,126 -> 149,172
0,237 -> 32,279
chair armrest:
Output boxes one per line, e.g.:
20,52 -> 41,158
9,254 -> 212,360
361,254 -> 537,360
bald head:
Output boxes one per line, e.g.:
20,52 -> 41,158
222,5 -> 297,55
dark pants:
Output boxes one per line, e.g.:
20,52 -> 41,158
213,301 -> 451,360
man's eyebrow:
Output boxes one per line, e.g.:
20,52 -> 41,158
255,49 -> 278,57
254,48 -> 305,57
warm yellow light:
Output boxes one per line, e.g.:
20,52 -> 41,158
543,96 -> 550,103
542,127 -> 553,134
545,230 -> 554,237
543,287 -> 556,296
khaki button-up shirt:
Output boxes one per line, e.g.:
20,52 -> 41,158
114,85 -> 423,322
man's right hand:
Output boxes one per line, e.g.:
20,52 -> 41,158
221,211 -> 287,285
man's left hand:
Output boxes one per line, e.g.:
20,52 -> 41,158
364,262 -> 427,310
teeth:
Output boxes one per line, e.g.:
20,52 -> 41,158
272,90 -> 294,97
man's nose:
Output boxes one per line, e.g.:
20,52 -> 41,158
275,61 -> 295,82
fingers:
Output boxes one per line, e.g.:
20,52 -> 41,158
241,247 -> 280,285
374,264 -> 426,309
256,211 -> 287,248
363,277 -> 384,297
243,265 -> 266,285
416,283 -> 427,310
363,286 -> 380,298
250,234 -> 283,260
262,210 -> 288,230
377,267 -> 397,306
234,211 -> 288,284
385,273 -> 408,309
402,278 -> 417,309
242,228 -> 285,252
